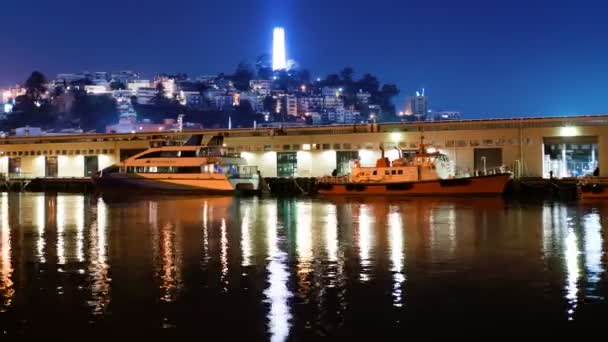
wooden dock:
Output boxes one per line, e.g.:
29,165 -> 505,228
0,177 -> 95,192
0,176 -> 583,200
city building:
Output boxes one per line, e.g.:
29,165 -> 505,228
286,95 -> 298,116
105,118 -> 202,134
179,91 -> 204,108
404,89 -> 428,120
110,71 -> 139,84
84,85 -> 111,95
356,90 -> 372,104
127,80 -> 152,93
432,111 -> 461,121
250,80 -> 272,96
135,87 -> 157,105
324,95 -> 344,112
298,96 -> 324,115
322,87 -> 343,97
1,86 -> 26,104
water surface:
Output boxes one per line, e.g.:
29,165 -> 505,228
0,193 -> 606,338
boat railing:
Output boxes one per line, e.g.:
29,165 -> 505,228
469,165 -> 511,177
318,175 -> 350,184
578,176 -> 608,185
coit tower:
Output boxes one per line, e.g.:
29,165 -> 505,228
272,27 -> 287,71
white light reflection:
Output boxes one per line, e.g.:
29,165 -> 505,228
324,204 -> 338,263
75,196 -> 85,262
388,208 -> 405,307
358,204 -> 374,282
0,193 -> 14,312
35,194 -> 46,263
201,201 -> 209,264
564,226 -> 579,321
241,204 -> 252,267
264,201 -> 292,342
89,198 -> 110,316
56,195 -> 66,265
220,218 -> 229,291
296,201 -> 313,295
583,212 -> 604,300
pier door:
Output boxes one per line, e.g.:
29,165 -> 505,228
277,152 -> 297,177
336,151 -> 359,176
542,136 -> 598,178
84,156 -> 99,177
45,157 -> 58,178
474,148 -> 502,173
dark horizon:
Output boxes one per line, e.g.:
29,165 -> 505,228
1,0 -> 608,117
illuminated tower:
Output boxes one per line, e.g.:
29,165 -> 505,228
272,27 -> 287,71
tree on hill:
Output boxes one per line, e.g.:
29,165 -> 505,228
25,71 -> 47,101
256,54 -> 273,79
233,61 -> 255,91
340,67 -> 354,83
151,82 -> 169,106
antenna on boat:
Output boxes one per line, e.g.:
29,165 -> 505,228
418,127 -> 426,154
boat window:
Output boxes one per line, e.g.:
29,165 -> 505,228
398,170 -> 403,175
136,150 -> 197,159
127,166 -> 202,174
391,170 -> 396,175
385,170 -> 390,175
372,170 -> 377,176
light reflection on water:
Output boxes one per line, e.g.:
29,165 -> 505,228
0,194 -> 606,338
0,193 -> 14,312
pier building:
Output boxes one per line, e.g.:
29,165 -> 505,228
1,115 -> 607,180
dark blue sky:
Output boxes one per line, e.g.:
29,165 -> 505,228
1,0 -> 607,117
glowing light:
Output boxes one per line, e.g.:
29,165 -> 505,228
89,198 -> 111,316
57,195 -> 66,265
264,200 -> 292,342
3,103 -> 13,114
388,208 -> 405,307
296,201 -> 313,277
75,195 -> 85,262
220,218 -> 229,291
241,203 -> 252,267
426,147 -> 437,154
0,193 -> 15,311
358,204 -> 374,282
35,194 -> 46,263
272,27 -> 287,71
390,132 -> 402,143
560,126 -> 578,137
324,204 -> 338,263
565,227 -> 579,321
302,144 -> 311,151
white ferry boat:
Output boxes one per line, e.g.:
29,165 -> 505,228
93,135 -> 260,194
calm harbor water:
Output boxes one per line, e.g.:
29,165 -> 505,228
0,193 -> 606,338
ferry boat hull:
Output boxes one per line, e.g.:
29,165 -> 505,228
93,173 -> 259,194
317,173 -> 511,196
578,183 -> 608,199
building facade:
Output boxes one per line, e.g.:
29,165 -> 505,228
1,115 -> 608,180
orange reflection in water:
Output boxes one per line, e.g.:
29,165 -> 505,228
0,193 -> 14,312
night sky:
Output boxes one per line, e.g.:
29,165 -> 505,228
1,0 -> 607,117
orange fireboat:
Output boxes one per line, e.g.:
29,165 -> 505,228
317,136 -> 511,196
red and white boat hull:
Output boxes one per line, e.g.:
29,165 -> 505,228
317,174 -> 511,196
